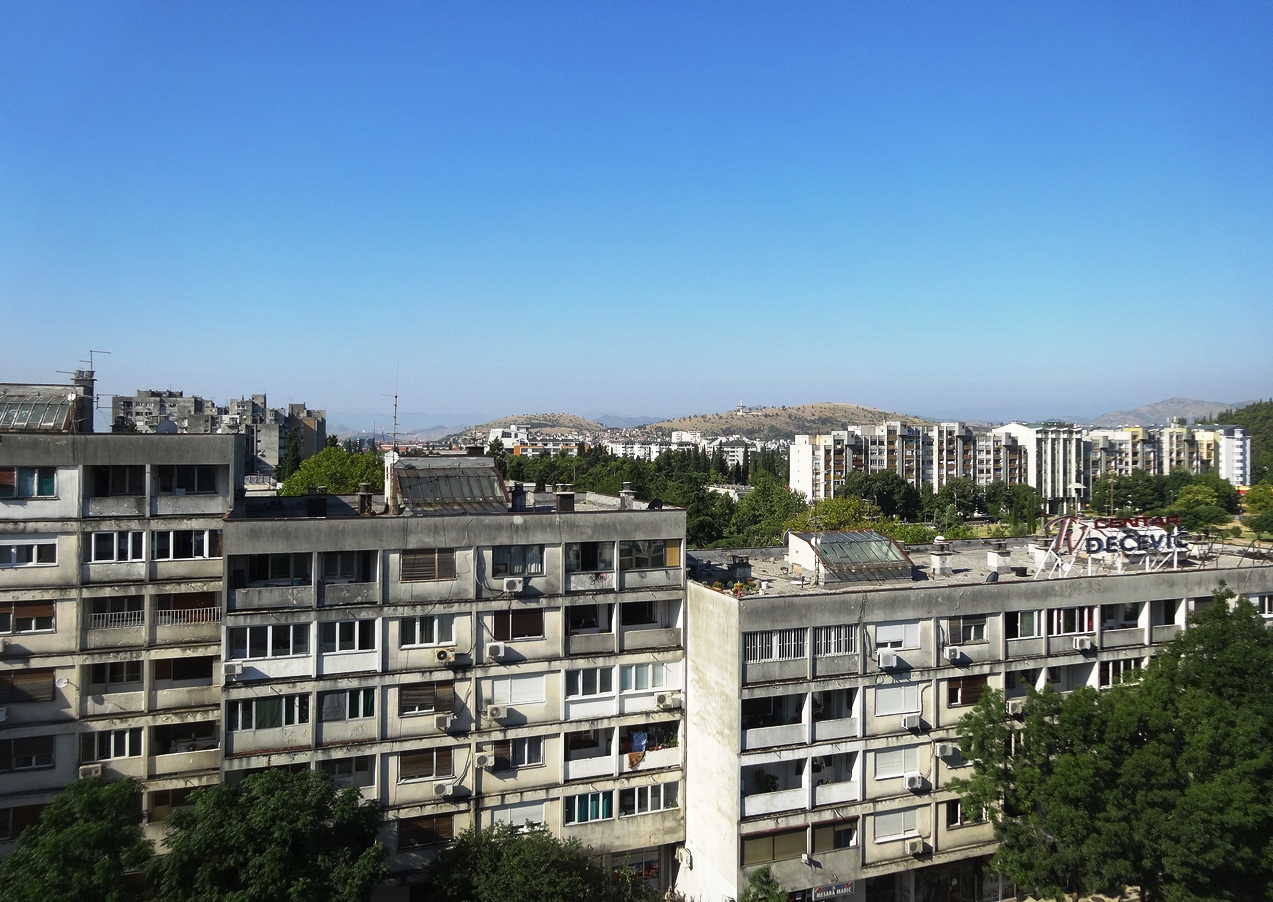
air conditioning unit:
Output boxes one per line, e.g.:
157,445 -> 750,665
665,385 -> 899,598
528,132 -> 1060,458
433,781 -> 456,799
435,647 -> 458,665
1006,698 -> 1026,716
655,692 -> 683,710
901,713 -> 924,731
79,764 -> 104,779
1074,636 -> 1096,651
906,838 -> 927,856
877,651 -> 898,670
944,645 -> 962,663
487,642 -> 507,661
675,846 -> 693,868
223,661 -> 243,679
474,752 -> 495,769
503,577 -> 525,593
484,705 -> 506,721
936,742 -> 957,759
904,773 -> 928,792
435,713 -> 457,731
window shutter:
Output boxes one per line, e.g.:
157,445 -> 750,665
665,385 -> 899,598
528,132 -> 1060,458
434,682 -> 456,713
400,684 -> 436,711
319,692 -> 347,722
510,609 -> 542,639
437,550 -> 456,579
492,613 -> 511,642
493,740 -> 513,771
400,551 -> 437,582
400,751 -> 435,779
963,675 -> 988,705
15,602 -> 54,619
434,746 -> 453,777
11,670 -> 55,702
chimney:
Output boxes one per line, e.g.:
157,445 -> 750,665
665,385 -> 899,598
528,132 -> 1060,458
510,482 -> 527,512
930,535 -> 953,576
358,482 -> 372,516
619,481 -> 636,511
72,369 -> 95,433
555,483 -> 575,514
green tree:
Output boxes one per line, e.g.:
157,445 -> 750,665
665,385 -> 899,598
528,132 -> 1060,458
783,495 -> 881,534
487,438 -> 508,478
148,768 -> 387,902
731,472 -> 808,546
1245,508 -> 1273,537
278,426 -> 303,481
1245,483 -> 1273,516
1196,400 -> 1273,484
951,584 -> 1273,902
0,777 -> 153,902
737,866 -> 787,902
279,446 -> 384,496
424,823 -> 654,902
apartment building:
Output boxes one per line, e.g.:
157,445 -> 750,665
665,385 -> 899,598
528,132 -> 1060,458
218,459 -> 687,896
0,430 -> 243,850
790,424 -> 1027,504
678,532 -> 1273,902
1088,423 -> 1250,487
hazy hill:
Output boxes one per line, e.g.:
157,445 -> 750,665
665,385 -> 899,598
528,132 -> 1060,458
1087,397 -> 1251,427
649,403 -> 931,441
463,413 -> 606,438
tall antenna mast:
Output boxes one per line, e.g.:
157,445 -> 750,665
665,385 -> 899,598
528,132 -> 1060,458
392,393 -> 399,454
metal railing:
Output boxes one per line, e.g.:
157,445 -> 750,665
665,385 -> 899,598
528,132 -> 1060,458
156,606 -> 222,626
88,610 -> 144,630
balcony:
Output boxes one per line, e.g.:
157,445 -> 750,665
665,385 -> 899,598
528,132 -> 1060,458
620,627 -> 681,652
563,754 -> 615,780
89,611 -> 144,630
622,745 -> 679,773
813,780 -> 859,806
152,746 -> 220,776
567,632 -> 616,655
153,494 -> 229,517
156,606 -> 221,626
812,717 -> 859,743
154,684 -> 220,710
741,787 -> 805,817
1152,624 -> 1181,643
566,571 -> 615,593
321,582 -> 379,606
742,722 -> 806,750
618,568 -> 682,592
1102,627 -> 1145,648
86,496 -> 147,518
744,659 -> 807,684
233,585 -> 314,611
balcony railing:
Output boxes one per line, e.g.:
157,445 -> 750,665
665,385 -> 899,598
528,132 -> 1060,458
156,606 -> 222,626
89,610 -> 144,630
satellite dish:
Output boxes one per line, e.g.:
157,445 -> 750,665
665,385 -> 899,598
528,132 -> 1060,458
55,677 -> 70,689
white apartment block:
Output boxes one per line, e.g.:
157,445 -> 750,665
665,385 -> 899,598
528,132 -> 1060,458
678,533 -> 1273,902
1088,424 -> 1250,486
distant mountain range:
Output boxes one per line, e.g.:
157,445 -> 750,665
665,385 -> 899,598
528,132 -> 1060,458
646,403 -> 930,441
1082,397 -> 1254,428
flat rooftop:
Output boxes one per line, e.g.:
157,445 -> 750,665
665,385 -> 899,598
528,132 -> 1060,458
689,537 -> 1273,597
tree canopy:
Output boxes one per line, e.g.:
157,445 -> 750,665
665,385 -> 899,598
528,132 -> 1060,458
424,823 -> 655,902
279,446 -> 384,496
0,776 -> 152,902
951,584 -> 1273,902
148,768 -> 387,902
1196,400 -> 1273,484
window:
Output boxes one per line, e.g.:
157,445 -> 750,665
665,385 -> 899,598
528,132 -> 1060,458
566,541 -> 614,573
618,782 -> 679,816
228,624 -> 309,659
492,801 -> 544,827
492,736 -> 544,771
811,688 -> 856,721
874,682 -> 921,715
564,791 -> 613,824
813,625 -> 857,657
89,596 -> 144,630
321,550 -> 376,583
399,814 -> 453,849
567,603 -> 611,633
89,531 -> 144,563
947,676 -> 988,707
226,694 -> 310,731
1004,669 -> 1038,692
152,721 -> 218,754
155,465 -> 217,494
812,819 -> 858,852
400,614 -> 454,647
0,540 -> 57,568
91,465 -> 144,497
565,667 -> 613,698
1006,610 -> 1043,639
874,807 -> 919,841
620,663 -> 665,692
398,681 -> 455,717
1253,595 -> 1273,617
0,736 -> 55,772
874,746 -> 920,779
0,669 -> 56,702
743,628 -> 806,663
153,656 -> 215,682
320,688 -> 375,721
1049,606 -> 1094,636
152,529 -> 222,560
621,600 -> 658,626
1,804 -> 45,840
490,674 -> 547,705
875,621 -> 920,649
951,615 -> 987,644
0,467 -> 56,499
400,549 -> 457,582
1099,658 -> 1142,687
619,539 -> 680,570
81,728 -> 143,762
741,827 -> 806,865
399,747 -> 454,781
0,601 -> 56,633
88,661 -> 141,692
149,787 -> 196,822
242,553 -> 311,584
491,545 -> 543,577
319,620 -> 376,653
491,608 -> 544,641
1102,603 -> 1141,630
319,755 -> 375,788
945,799 -> 985,827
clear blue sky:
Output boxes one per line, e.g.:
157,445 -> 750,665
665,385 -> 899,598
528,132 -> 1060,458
2,2 -> 1270,426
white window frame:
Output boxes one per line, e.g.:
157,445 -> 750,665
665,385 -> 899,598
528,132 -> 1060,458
0,466 -> 57,499
400,614 -> 454,648
874,682 -> 921,716
319,620 -> 376,653
1049,606 -> 1094,636
618,782 -> 680,817
563,790 -> 613,825
875,621 -> 920,650
619,663 -> 665,693
491,544 -> 544,577
90,531 -> 145,563
228,624 -> 309,660
565,667 -> 614,699
0,540 -> 58,568
873,807 -> 919,842
227,694 -> 310,731
743,628 -> 807,663
83,727 -> 144,761
1009,610 -> 1043,639
874,746 -> 920,779
151,529 -> 222,561
511,736 -> 545,768
491,674 -> 547,706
